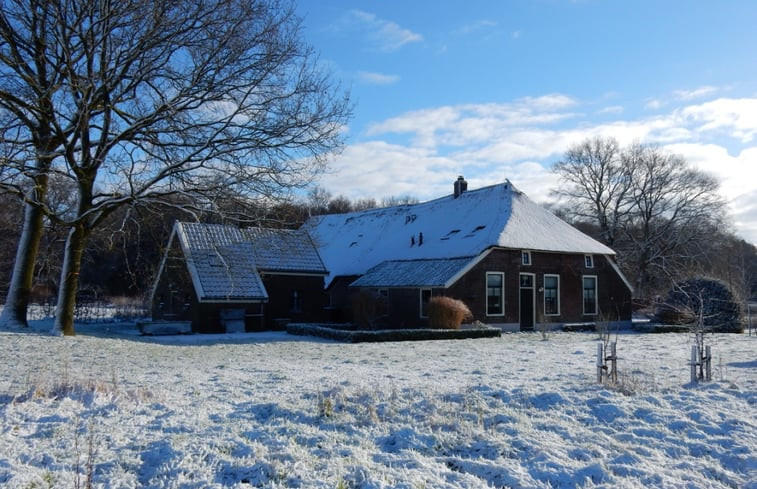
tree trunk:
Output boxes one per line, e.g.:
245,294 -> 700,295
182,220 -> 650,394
53,224 -> 89,336
0,189 -> 47,329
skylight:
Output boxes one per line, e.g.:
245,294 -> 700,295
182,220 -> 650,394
464,225 -> 486,238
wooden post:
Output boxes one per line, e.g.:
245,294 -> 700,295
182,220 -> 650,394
690,345 -> 698,383
609,342 -> 618,383
597,342 -> 604,384
705,345 -> 712,382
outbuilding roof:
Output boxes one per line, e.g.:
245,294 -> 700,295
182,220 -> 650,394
351,256 -> 479,288
174,222 -> 327,302
304,180 -> 615,286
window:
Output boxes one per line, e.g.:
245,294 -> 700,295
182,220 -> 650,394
544,274 -> 560,316
291,290 -> 302,313
585,254 -> 594,268
486,272 -> 505,316
583,276 -> 597,315
522,251 -> 531,266
420,288 -> 432,318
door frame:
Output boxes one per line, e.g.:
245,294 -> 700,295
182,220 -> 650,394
519,272 -> 536,331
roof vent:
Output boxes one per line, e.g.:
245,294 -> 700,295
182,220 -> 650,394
454,176 -> 468,198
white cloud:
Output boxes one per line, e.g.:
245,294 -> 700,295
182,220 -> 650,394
457,20 -> 498,35
597,105 -> 624,115
673,85 -> 718,101
322,94 -> 757,244
675,97 -> 757,142
357,71 -> 400,85
346,10 -> 423,52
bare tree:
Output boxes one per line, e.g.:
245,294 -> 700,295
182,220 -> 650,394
622,144 -> 726,298
552,139 -> 727,300
0,0 -> 351,334
552,137 -> 630,246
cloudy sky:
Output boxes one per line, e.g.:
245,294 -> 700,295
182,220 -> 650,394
295,0 -> 757,244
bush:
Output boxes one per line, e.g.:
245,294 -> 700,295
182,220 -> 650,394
658,278 -> 743,333
427,296 -> 472,330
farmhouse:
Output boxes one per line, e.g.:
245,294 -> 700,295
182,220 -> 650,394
304,177 -> 633,331
151,222 -> 328,333
151,177 -> 633,333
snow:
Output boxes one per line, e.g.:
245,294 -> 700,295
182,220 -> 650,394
1,322 -> 756,488
305,182 -> 617,287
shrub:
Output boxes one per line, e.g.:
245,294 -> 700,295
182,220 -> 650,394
658,278 -> 743,333
427,296 -> 472,330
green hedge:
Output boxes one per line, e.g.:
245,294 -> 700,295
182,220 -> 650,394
286,323 -> 501,343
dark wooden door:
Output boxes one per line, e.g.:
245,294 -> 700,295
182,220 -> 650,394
520,273 -> 535,331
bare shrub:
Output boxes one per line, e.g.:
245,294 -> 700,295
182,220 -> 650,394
427,296 -> 472,330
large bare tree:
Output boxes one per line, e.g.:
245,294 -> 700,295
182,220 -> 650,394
553,138 -> 727,299
0,0 -> 351,334
552,137 -> 630,247
621,143 -> 726,297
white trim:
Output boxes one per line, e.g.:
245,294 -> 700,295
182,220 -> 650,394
150,223 -> 178,304
522,250 -> 532,266
582,275 -> 598,315
443,249 -> 493,288
543,274 -> 560,316
604,255 -> 634,293
584,254 -> 594,268
260,270 -> 328,277
197,298 -> 267,304
486,271 -> 505,317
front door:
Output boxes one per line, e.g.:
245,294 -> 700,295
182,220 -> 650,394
519,273 -> 535,331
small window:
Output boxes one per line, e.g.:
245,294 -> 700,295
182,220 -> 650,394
464,225 -> 486,238
420,288 -> 432,318
291,290 -> 302,313
585,255 -> 594,268
522,251 -> 532,266
486,272 -> 505,316
441,229 -> 461,240
583,276 -> 597,315
544,275 -> 560,316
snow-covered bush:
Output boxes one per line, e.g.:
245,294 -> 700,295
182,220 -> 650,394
658,278 -> 743,333
427,296 -> 472,329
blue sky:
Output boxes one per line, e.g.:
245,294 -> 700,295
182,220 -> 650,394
295,0 -> 757,244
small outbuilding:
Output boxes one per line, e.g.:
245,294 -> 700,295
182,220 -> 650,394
150,222 -> 328,333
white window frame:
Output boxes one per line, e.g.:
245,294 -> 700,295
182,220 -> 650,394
582,275 -> 598,316
543,274 -> 560,316
584,254 -> 594,268
486,272 -> 505,316
522,250 -> 532,266
420,288 -> 432,318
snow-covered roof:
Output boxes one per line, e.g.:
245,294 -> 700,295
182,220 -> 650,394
304,180 -> 615,286
351,257 -> 479,288
175,222 -> 326,302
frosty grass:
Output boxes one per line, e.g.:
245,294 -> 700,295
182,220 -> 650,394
1,321 -> 755,488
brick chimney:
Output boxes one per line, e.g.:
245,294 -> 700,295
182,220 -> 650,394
453,176 -> 468,198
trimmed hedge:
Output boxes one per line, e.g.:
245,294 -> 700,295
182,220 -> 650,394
286,323 -> 501,343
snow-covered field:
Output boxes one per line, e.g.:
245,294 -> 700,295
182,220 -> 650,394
1,322 -> 755,488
